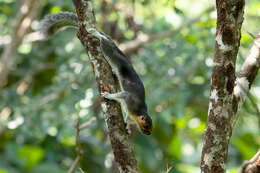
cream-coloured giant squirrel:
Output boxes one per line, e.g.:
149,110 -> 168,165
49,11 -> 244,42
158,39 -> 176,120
39,12 -> 152,135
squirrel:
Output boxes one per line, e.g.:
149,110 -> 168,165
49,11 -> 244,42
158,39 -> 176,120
39,12 -> 152,135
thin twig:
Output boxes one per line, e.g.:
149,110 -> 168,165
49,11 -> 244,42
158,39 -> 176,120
79,117 -> 96,130
166,160 -> 174,173
119,6 -> 214,55
75,120 -> 82,155
246,31 -> 256,39
68,119 -> 83,173
68,155 -> 81,173
237,83 -> 260,129
246,92 -> 260,129
68,117 -> 96,173
78,167 -> 85,173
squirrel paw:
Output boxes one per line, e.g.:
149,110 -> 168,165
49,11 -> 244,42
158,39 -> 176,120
87,28 -> 107,40
101,92 -> 110,99
111,69 -> 117,76
125,122 -> 132,135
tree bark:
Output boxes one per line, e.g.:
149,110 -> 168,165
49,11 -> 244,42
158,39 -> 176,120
201,0 -> 245,172
71,0 -> 139,172
201,15 -> 260,173
238,149 -> 260,173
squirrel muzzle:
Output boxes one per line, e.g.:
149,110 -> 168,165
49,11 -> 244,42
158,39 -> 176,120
132,114 -> 153,135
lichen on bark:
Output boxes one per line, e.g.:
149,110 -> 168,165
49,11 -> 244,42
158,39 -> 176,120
72,0 -> 139,172
201,0 -> 245,173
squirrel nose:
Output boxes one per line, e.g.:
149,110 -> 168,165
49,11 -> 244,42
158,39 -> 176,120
143,129 -> 152,135
142,125 -> 152,135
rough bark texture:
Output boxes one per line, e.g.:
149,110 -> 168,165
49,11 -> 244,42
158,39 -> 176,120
71,0 -> 138,172
237,32 -> 260,89
238,150 -> 260,173
201,0 -> 245,173
0,0 -> 43,88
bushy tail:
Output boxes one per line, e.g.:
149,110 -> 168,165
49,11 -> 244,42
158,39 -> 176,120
39,12 -> 78,38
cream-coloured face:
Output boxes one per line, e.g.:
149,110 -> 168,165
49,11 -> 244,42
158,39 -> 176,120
132,114 -> 152,135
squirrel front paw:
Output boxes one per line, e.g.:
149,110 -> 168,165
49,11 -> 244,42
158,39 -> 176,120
111,69 -> 117,76
101,91 -> 110,99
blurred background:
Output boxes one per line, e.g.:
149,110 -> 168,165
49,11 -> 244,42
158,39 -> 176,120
0,0 -> 259,172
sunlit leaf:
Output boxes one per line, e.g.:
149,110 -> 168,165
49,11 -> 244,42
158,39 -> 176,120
18,145 -> 45,170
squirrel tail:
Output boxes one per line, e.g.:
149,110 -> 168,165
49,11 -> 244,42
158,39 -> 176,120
39,12 -> 78,39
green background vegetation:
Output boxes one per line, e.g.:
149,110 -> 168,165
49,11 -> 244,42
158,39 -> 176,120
0,0 -> 259,172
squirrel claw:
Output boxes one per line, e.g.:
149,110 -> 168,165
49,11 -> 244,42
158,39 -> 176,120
125,122 -> 132,135
111,69 -> 117,75
101,92 -> 109,99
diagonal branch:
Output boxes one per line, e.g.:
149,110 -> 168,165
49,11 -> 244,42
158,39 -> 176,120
68,118 -> 95,173
0,0 -> 43,89
238,149 -> 260,173
71,0 -> 139,172
232,31 -> 260,123
234,32 -> 260,93
119,6 -> 214,55
9,6 -> 214,55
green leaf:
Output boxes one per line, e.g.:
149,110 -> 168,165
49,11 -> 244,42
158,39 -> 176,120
232,138 -> 256,159
0,169 -> 8,173
169,134 -> 181,159
18,145 -> 45,170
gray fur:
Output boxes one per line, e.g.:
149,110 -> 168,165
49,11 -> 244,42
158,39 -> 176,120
39,12 -> 78,38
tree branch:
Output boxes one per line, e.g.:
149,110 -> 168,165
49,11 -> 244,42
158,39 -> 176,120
79,117 -> 96,131
0,0 -> 43,88
235,32 -> 260,91
71,0 -> 139,172
238,149 -> 260,173
68,155 -> 81,173
165,160 -> 174,173
6,6 -> 214,55
201,1 -> 245,173
69,118 -> 96,173
119,6 -> 214,55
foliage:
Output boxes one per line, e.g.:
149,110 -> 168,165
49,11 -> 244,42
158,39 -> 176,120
0,0 -> 259,172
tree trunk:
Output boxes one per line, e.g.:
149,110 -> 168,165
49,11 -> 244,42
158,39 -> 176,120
201,0 -> 245,172
71,0 -> 139,172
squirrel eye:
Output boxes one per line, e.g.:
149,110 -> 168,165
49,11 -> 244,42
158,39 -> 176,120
141,116 -> 145,120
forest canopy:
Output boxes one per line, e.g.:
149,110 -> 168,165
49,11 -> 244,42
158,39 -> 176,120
0,0 -> 259,173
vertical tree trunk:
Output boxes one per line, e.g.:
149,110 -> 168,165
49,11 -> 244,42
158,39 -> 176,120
201,0 -> 245,172
71,0 -> 139,172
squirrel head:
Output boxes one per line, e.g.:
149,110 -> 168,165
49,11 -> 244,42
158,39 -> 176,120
132,113 -> 153,135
